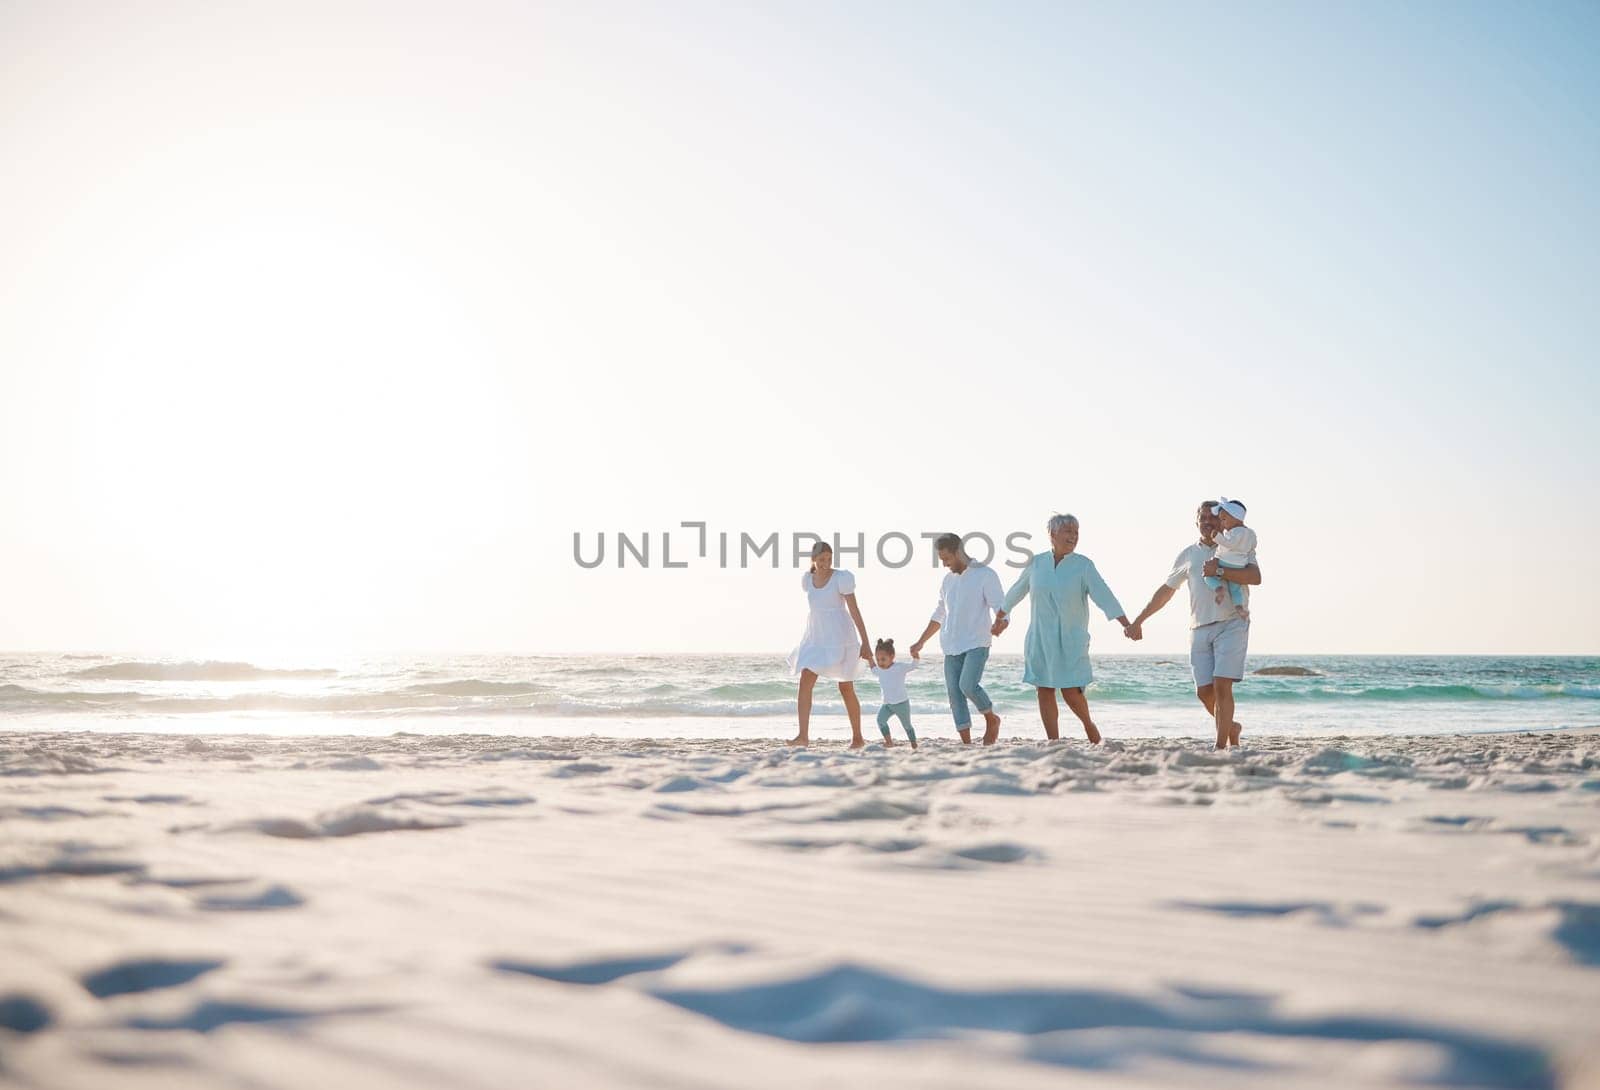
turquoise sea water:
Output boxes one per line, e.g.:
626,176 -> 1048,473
1,654 -> 1595,739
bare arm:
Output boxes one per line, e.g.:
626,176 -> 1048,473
1202,559 -> 1262,585
1125,583 -> 1178,640
913,580 -> 947,659
843,593 -> 871,660
1085,559 -> 1131,632
993,562 -> 1032,635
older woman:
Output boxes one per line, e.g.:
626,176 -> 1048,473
786,541 -> 873,748
992,514 -> 1132,743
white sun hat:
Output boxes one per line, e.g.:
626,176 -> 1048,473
1212,497 -> 1247,520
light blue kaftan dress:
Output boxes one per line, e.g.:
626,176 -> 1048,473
1001,551 -> 1125,690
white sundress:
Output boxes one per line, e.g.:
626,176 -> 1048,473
785,569 -> 863,681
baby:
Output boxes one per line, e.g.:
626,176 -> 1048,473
869,638 -> 918,749
1206,497 -> 1256,620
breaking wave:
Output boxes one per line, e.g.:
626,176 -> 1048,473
70,661 -> 338,682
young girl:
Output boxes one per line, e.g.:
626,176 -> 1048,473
1205,497 -> 1256,620
869,638 -> 918,749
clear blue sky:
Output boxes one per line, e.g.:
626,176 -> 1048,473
1,1 -> 1596,655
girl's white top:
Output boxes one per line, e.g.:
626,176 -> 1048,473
785,569 -> 864,681
870,660 -> 918,704
1213,525 -> 1258,566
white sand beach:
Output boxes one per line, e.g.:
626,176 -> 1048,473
3,729 -> 1598,1090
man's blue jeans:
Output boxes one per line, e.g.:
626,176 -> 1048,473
943,646 -> 994,730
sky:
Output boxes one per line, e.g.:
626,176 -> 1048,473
1,0 -> 1597,658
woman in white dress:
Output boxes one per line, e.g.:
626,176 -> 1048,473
786,541 -> 873,748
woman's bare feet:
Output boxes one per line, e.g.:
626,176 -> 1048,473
881,737 -> 895,748
1228,720 -> 1243,746
786,735 -> 809,748
1083,721 -> 1102,745
848,737 -> 867,750
910,739 -> 919,750
981,711 -> 1001,745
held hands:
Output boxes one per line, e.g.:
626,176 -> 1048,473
990,617 -> 1009,638
860,642 -> 872,662
1124,621 -> 1143,642
909,641 -> 923,661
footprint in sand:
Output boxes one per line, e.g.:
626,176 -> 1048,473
230,806 -> 465,839
81,957 -> 226,997
101,793 -> 195,805
1167,900 -> 1385,926
1498,825 -> 1586,846
0,853 -> 147,885
496,952 -> 1555,1087
1420,814 -> 1494,830
364,791 -> 537,808
124,999 -> 384,1033
947,842 -> 1036,864
750,835 -> 925,855
195,884 -> 305,911
491,943 -> 750,986
0,994 -> 52,1033
6,805 -> 118,822
1414,900 -> 1600,965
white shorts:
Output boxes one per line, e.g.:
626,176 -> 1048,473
1191,617 -> 1249,686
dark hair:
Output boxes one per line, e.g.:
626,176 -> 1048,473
933,532 -> 962,554
808,540 -> 832,574
875,638 -> 895,653
1197,499 -> 1218,516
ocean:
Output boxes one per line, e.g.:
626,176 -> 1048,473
1,653 -> 1595,739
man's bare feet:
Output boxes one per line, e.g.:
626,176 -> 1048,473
1084,721 -> 1102,745
881,737 -> 895,748
981,711 -> 1001,746
1228,720 -> 1242,746
786,735 -> 809,748
910,740 -> 919,750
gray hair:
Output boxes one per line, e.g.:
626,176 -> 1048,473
932,532 -> 965,558
1046,513 -> 1079,534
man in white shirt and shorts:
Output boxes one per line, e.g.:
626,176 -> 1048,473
1125,500 -> 1261,750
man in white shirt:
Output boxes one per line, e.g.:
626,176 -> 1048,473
910,533 -> 1007,745
1126,500 -> 1262,750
